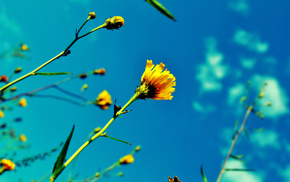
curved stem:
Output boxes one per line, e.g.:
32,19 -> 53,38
216,106 -> 253,182
49,93 -> 140,182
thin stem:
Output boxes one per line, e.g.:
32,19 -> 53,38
49,93 -> 140,182
216,106 -> 253,182
0,17 -> 106,94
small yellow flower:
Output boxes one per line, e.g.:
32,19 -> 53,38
81,84 -> 88,91
119,154 -> 134,164
94,90 -> 112,110
19,98 -> 27,107
134,145 -> 141,152
105,16 -> 124,30
0,159 -> 16,171
135,60 -> 176,100
0,110 -> 4,118
19,134 -> 27,142
88,12 -> 96,19
20,43 -> 29,51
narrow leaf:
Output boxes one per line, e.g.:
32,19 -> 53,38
102,133 -> 131,145
145,0 -> 176,21
200,166 -> 208,182
224,168 -> 255,172
35,72 -> 72,76
52,125 -> 75,174
243,128 -> 250,140
230,155 -> 246,163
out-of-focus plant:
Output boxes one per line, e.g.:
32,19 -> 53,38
200,82 -> 270,182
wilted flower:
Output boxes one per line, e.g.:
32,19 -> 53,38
10,86 -> 17,92
19,98 -> 27,107
135,60 -> 176,100
0,159 -> 15,172
19,134 -> 27,142
105,16 -> 124,30
94,90 -> 112,110
93,68 -> 105,75
0,110 -> 4,118
14,67 -> 22,73
0,75 -> 8,83
119,154 -> 134,164
79,73 -> 88,79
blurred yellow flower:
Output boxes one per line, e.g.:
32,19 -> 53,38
0,110 -> 4,118
135,60 -> 176,100
94,90 -> 112,110
119,154 -> 134,164
0,159 -> 15,171
21,43 -> 29,51
81,84 -> 88,91
19,134 -> 27,142
19,98 -> 27,107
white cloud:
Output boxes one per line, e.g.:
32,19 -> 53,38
228,83 -> 244,105
240,57 -> 256,69
0,9 -> 22,37
233,29 -> 269,53
228,0 -> 250,16
223,160 -> 264,182
192,101 -> 215,113
251,75 -> 289,118
196,38 -> 229,93
251,130 -> 280,149
279,164 -> 290,182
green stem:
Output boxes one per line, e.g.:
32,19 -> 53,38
0,18 -> 106,94
216,106 -> 253,182
49,93 -> 140,182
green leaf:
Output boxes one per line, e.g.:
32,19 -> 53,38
224,168 -> 255,172
200,166 -> 208,182
145,0 -> 176,21
52,125 -> 75,177
101,133 -> 131,145
243,128 -> 250,140
230,155 -> 246,163
35,72 -> 72,76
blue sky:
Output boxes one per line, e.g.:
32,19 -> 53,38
0,0 -> 290,182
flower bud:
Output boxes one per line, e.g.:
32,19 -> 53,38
14,67 -> 22,73
88,12 -> 96,19
105,16 -> 124,30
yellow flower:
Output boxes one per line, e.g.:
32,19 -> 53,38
0,110 -> 4,118
94,90 -> 112,110
20,43 -> 29,51
88,12 -> 96,19
135,60 -> 176,100
19,98 -> 27,107
105,16 -> 124,30
81,84 -> 88,91
0,159 -> 15,171
119,154 -> 134,164
19,134 -> 27,142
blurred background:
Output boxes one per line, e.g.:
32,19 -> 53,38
0,0 -> 289,181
